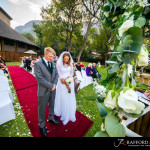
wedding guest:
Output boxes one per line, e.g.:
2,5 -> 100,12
37,56 -> 41,61
76,62 -> 81,72
0,55 -> 6,66
73,63 -> 80,94
74,57 -> 78,63
54,54 -> 58,63
26,56 -> 32,71
0,58 -> 9,78
31,58 -> 36,74
0,60 -> 6,70
97,61 -> 101,68
80,62 -> 85,70
86,63 -> 97,79
86,63 -> 92,76
23,56 -> 27,68
93,63 -> 102,80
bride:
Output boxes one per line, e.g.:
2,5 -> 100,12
54,51 -> 76,125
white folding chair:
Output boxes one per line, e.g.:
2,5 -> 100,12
0,76 -> 9,91
0,91 -> 15,125
0,76 -> 13,102
81,70 -> 93,86
0,70 -> 4,76
75,71 -> 86,89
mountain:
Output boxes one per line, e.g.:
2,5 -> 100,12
15,20 -> 100,36
15,20 -> 40,35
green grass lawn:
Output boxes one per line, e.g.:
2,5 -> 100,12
0,61 -> 107,137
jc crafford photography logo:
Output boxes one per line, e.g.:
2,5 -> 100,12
114,139 -> 150,148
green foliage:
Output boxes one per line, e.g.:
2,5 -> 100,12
104,112 -> 126,137
96,101 -> 107,118
21,33 -> 35,43
40,0 -> 83,54
94,131 -> 109,137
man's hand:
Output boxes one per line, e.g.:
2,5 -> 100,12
51,84 -> 56,91
48,84 -> 56,91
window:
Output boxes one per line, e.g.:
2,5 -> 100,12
18,42 -> 25,48
4,39 -> 14,46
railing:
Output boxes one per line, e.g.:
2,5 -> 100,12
0,51 -> 37,62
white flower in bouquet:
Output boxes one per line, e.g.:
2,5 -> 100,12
104,90 -> 117,110
65,77 -> 73,84
118,20 -> 134,37
66,77 -> 73,93
118,89 -> 145,114
137,45 -> 149,67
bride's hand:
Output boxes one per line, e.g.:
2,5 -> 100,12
66,85 -> 71,91
61,78 -> 65,84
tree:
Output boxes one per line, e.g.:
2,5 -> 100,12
77,0 -> 105,62
21,33 -> 35,43
41,0 -> 83,53
33,23 -> 46,56
89,27 -> 110,63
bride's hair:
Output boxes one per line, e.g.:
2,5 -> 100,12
63,53 -> 71,66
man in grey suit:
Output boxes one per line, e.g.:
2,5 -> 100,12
34,47 -> 60,137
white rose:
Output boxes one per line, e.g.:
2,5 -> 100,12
118,89 -> 145,114
118,20 -> 134,37
104,90 -> 117,109
137,45 -> 149,66
66,77 -> 73,83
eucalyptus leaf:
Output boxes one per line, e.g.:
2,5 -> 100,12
96,101 -> 107,118
122,27 -> 142,38
122,52 -> 134,64
105,112 -> 126,137
122,35 -> 132,43
85,96 -> 97,102
108,63 -> 119,74
94,131 -> 109,137
97,94 -> 104,103
135,16 -> 146,28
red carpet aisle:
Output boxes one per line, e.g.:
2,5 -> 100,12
8,66 -> 93,137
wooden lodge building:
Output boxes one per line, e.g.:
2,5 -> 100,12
0,7 -> 39,62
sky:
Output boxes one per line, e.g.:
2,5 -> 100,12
0,0 -> 51,29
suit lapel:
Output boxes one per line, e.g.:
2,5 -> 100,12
41,58 -> 51,75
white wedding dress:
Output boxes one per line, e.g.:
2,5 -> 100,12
54,52 -> 76,125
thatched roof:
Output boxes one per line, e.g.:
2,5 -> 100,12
0,7 -> 12,20
0,19 -> 38,48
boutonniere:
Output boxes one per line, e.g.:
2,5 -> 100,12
53,66 -> 56,69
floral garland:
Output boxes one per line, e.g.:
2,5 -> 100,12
88,0 -> 150,137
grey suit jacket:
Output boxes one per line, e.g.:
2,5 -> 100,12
34,59 -> 58,97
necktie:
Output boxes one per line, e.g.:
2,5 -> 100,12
48,61 -> 53,74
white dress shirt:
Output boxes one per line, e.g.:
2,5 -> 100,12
43,57 -> 51,67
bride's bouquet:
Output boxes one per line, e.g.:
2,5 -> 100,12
65,77 -> 73,93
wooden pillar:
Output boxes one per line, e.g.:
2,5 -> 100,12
1,38 -> 4,51
15,41 -> 18,52
0,38 -> 1,51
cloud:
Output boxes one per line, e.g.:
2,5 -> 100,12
11,20 -> 21,29
7,0 -> 51,28
8,0 -> 25,5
